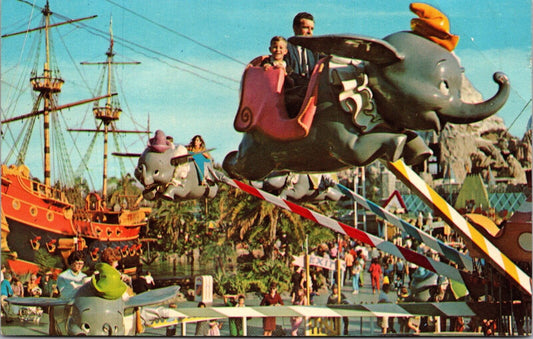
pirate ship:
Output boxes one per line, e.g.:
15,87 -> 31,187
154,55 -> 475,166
1,1 -> 150,275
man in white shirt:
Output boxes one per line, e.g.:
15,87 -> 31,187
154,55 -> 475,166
52,251 -> 89,335
57,251 -> 88,299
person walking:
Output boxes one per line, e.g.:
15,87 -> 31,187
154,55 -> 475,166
228,295 -> 246,336
344,249 -> 354,284
260,282 -> 284,336
377,283 -> 392,334
195,302 -> 210,336
351,260 -> 362,294
326,284 -> 350,335
290,288 -> 307,336
368,258 -> 382,294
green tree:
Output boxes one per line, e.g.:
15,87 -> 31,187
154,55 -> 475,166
147,199 -> 199,253
217,186 -> 306,260
59,176 -> 89,209
200,237 -> 235,275
107,173 -> 142,209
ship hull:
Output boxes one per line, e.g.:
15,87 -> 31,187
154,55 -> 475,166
1,165 -> 147,274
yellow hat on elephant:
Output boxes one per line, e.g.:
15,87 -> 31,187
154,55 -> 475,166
92,263 -> 128,300
409,3 -> 459,51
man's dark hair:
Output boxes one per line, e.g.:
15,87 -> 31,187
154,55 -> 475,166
67,251 -> 85,265
293,12 -> 314,30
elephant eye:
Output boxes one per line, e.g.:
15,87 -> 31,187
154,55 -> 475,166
439,80 -> 450,96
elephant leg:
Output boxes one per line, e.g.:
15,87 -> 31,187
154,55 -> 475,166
402,132 -> 433,165
282,176 -> 310,200
161,185 -> 183,201
325,187 -> 344,201
263,175 -> 288,191
206,184 -> 218,199
142,187 -> 158,201
347,132 -> 407,165
250,180 -> 264,189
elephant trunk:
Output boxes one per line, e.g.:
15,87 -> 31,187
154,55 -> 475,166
440,72 -> 510,124
138,164 -> 154,186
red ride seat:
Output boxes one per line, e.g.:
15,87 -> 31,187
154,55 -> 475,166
233,56 -> 326,141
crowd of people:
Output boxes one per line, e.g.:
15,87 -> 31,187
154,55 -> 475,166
1,264 -> 59,322
0,249 -> 156,325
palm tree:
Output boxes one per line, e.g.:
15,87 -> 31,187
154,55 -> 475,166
147,199 -> 198,253
107,173 -> 142,209
60,176 -> 90,209
217,186 -> 306,260
216,185 -> 342,263
200,237 -> 235,275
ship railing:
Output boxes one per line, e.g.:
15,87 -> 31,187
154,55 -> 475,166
93,106 -> 122,122
30,76 -> 64,93
30,180 -> 67,203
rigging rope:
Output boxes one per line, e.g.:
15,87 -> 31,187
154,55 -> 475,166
111,124 -> 127,176
74,130 -> 99,179
50,102 -> 76,187
104,0 -> 247,67
8,94 -> 43,165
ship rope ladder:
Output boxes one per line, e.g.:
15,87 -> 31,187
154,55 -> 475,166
51,108 -> 76,186
74,131 -> 99,180
111,128 -> 128,176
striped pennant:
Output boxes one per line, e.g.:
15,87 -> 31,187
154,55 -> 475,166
335,183 -> 474,272
147,302 -> 475,328
211,170 -> 467,287
387,159 -> 532,296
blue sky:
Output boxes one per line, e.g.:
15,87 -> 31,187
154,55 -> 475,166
1,0 -> 531,189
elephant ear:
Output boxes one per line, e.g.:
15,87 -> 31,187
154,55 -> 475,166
171,153 -> 193,166
171,148 -> 215,166
289,34 -> 403,65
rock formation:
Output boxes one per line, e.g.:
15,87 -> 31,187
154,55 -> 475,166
437,75 -> 530,185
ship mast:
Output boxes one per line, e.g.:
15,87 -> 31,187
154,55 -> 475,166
1,1 -> 112,188
71,18 -> 146,201
32,2 -> 62,187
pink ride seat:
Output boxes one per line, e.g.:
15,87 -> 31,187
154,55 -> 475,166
234,56 -> 326,141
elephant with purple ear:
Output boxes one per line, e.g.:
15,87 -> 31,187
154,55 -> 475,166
134,130 -> 218,201
223,27 -> 509,180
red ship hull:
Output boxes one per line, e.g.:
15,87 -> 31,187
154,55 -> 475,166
1,164 -> 148,274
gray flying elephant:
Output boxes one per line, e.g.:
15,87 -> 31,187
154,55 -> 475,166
251,172 -> 343,201
223,30 -> 509,180
6,285 -> 180,335
135,130 -> 218,201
